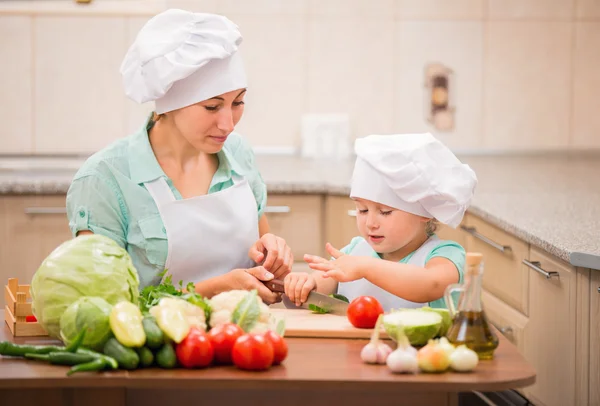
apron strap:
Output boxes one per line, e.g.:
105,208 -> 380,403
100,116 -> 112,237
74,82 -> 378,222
408,235 -> 442,267
144,178 -> 176,208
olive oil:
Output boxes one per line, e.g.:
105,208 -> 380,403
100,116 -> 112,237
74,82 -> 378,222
445,310 -> 499,360
443,253 -> 499,360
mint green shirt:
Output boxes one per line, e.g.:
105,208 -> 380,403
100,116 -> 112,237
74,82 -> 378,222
66,118 -> 267,289
339,235 -> 466,309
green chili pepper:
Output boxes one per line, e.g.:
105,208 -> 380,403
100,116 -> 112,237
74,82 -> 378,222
0,328 -> 86,357
77,348 -> 119,370
67,358 -> 107,376
25,352 -> 96,366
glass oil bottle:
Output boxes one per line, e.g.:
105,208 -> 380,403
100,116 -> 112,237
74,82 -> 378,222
443,252 -> 499,360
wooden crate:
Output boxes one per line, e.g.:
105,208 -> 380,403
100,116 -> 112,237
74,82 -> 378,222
4,278 -> 48,337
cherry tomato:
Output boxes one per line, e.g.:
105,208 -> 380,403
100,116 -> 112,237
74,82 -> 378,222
175,327 -> 214,368
207,323 -> 244,364
232,333 -> 274,371
262,330 -> 288,365
25,315 -> 37,323
347,296 -> 384,329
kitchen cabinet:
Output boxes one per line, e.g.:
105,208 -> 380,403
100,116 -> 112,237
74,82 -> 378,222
589,270 -> 600,406
463,214 -> 530,315
435,214 -> 469,248
324,195 -> 358,251
481,289 -> 528,354
522,247 -> 577,406
0,195 -> 72,286
264,194 -> 324,261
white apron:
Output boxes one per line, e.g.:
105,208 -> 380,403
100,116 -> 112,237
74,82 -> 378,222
337,236 -> 443,312
144,175 -> 258,284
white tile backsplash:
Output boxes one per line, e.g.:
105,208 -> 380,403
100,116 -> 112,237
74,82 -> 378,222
165,0 -> 218,13
308,17 -> 395,140
394,21 -> 484,151
125,16 -> 155,135
396,0 -> 485,20
483,22 -> 572,150
0,16 -> 33,154
34,16 -> 127,154
572,22 -> 600,148
1,1 -> 599,155
226,15 -> 308,147
309,0 -> 394,18
576,0 -> 600,19
219,0 -> 307,15
487,0 -> 574,20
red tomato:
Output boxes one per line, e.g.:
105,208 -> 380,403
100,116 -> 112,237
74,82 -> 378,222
262,330 -> 288,365
347,296 -> 384,329
207,323 -> 244,364
175,327 -> 214,369
232,333 -> 274,371
25,315 -> 37,323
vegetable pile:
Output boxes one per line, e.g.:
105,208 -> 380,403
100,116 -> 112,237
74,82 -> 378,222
1,237 -> 287,375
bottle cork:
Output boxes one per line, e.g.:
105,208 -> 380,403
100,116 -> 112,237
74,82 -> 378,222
466,252 -> 483,266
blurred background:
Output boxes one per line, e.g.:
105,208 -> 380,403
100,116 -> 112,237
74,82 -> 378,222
1,0 -> 599,159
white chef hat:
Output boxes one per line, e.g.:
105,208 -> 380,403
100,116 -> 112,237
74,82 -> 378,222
120,9 -> 247,114
350,133 -> 477,228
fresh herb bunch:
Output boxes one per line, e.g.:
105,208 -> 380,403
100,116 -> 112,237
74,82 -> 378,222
139,270 -> 212,321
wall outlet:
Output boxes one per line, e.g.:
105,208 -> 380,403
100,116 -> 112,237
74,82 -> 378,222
300,113 -> 352,160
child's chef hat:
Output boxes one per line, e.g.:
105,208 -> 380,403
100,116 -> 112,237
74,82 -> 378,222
120,9 -> 247,114
350,133 -> 477,228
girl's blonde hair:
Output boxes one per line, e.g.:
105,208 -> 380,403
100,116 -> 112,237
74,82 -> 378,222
426,219 -> 438,236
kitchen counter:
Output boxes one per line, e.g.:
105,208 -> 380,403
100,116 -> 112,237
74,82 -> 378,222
0,314 -> 535,406
1,153 -> 599,270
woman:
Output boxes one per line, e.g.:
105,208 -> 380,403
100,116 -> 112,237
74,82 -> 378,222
66,9 -> 292,304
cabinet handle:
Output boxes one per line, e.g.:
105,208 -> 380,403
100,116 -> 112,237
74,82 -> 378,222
490,321 -> 514,338
522,259 -> 559,280
597,287 -> 599,294
264,206 -> 291,214
347,210 -> 357,217
460,225 -> 512,254
24,207 -> 67,215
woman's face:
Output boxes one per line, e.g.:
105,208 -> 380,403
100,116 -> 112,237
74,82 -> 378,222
169,88 -> 246,154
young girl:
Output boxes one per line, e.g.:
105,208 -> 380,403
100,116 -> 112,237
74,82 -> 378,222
283,133 -> 477,311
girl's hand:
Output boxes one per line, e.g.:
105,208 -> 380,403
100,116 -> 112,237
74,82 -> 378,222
304,243 -> 370,282
283,272 -> 316,307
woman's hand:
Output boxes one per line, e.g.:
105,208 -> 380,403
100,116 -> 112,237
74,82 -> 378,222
248,233 -> 293,280
304,243 -> 371,282
227,266 -> 282,305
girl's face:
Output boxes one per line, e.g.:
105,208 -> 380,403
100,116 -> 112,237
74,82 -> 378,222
167,88 -> 246,154
353,198 -> 430,256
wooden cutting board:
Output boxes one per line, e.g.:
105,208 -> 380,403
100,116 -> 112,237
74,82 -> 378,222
270,308 -> 390,340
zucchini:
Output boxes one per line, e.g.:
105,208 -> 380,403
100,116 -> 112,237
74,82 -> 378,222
136,346 -> 154,368
142,316 -> 164,350
103,338 -> 139,370
155,341 -> 177,369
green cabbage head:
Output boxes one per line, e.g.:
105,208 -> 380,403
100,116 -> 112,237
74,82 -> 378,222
60,296 -> 113,351
31,234 -> 140,339
383,309 -> 442,346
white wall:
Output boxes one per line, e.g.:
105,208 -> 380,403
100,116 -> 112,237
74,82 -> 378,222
0,0 -> 599,155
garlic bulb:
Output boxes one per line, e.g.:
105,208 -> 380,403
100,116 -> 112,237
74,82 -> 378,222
361,314 -> 392,365
449,345 -> 479,372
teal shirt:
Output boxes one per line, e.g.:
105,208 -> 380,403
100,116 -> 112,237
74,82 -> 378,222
66,118 -> 268,290
339,235 -> 466,309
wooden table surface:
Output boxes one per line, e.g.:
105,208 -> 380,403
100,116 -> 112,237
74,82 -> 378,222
0,314 -> 535,393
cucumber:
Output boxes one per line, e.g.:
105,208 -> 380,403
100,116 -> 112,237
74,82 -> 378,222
136,346 -> 154,368
155,342 -> 177,369
103,338 -> 139,370
142,317 -> 164,350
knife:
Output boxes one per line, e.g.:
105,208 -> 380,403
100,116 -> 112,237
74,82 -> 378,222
262,279 -> 349,316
